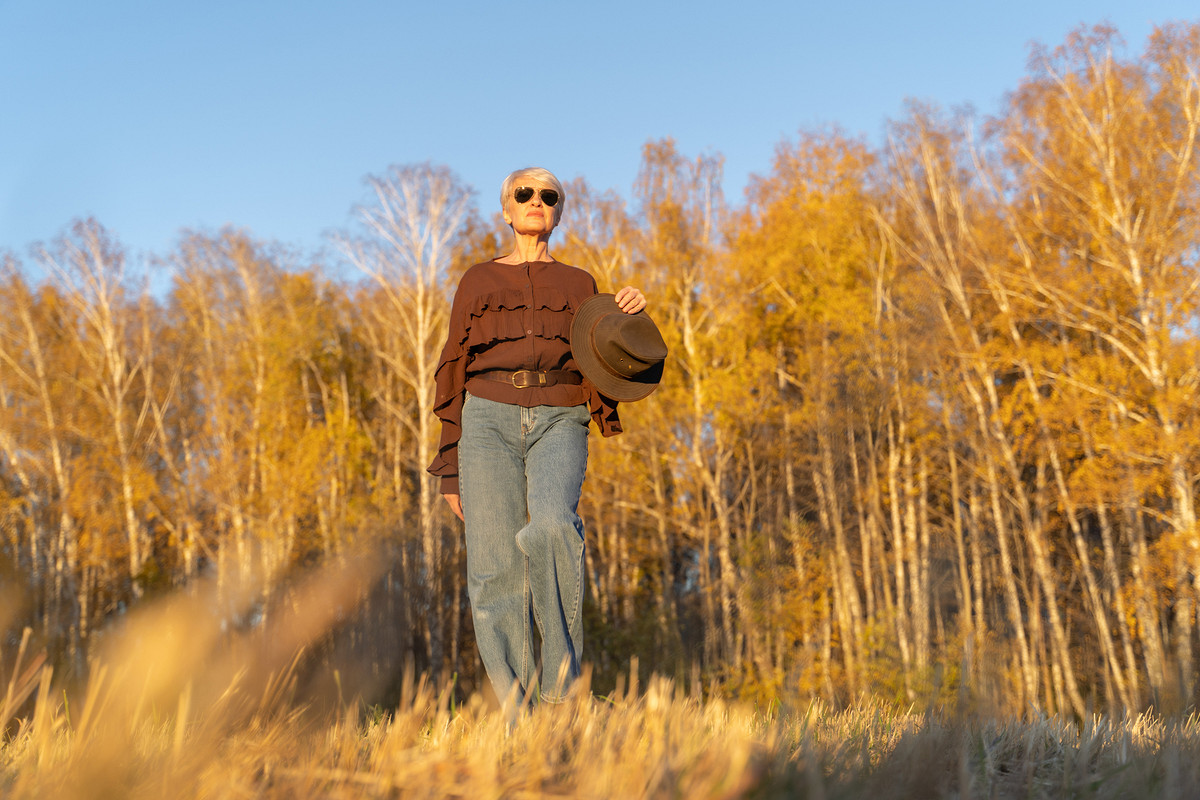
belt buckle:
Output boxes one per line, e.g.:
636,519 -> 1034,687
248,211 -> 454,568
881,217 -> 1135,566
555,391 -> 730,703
511,370 -> 547,388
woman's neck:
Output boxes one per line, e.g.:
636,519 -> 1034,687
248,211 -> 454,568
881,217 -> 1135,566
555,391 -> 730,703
500,234 -> 553,264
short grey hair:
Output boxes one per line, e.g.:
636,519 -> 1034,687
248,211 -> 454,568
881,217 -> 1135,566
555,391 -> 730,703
501,167 -> 565,225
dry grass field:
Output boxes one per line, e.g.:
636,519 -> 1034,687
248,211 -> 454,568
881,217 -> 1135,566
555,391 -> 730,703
4,570 -> 1200,799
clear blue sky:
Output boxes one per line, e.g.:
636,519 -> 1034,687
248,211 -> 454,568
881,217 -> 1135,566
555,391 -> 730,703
2,1 -> 1196,267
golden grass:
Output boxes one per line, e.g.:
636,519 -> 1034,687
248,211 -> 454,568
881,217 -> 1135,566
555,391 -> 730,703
4,565 -> 1200,799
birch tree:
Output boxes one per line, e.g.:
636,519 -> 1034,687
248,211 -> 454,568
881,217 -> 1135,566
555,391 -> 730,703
335,162 -> 473,681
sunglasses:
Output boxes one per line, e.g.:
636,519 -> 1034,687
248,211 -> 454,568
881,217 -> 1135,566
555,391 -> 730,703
513,186 -> 560,207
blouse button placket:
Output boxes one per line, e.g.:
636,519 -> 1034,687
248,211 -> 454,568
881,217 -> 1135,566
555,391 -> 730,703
525,264 -> 536,364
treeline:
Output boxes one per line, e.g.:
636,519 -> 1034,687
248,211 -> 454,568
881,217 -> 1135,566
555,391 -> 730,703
3,23 -> 1200,714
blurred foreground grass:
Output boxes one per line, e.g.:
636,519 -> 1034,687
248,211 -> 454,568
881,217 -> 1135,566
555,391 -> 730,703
3,566 -> 1200,799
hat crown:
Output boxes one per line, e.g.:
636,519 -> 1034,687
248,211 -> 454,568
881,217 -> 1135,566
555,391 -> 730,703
594,313 -> 668,378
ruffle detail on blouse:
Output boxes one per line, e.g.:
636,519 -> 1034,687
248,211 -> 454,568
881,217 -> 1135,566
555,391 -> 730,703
468,287 -> 528,317
466,312 -> 525,347
464,287 -> 575,347
533,287 -> 573,341
432,360 -> 465,416
451,288 -> 521,348
536,287 -> 570,312
533,308 -> 572,342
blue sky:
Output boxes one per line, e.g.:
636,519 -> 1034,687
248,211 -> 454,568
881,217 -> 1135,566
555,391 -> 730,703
2,1 -> 1197,268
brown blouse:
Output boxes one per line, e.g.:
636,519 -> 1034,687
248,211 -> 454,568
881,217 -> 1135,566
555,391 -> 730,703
427,259 -> 623,494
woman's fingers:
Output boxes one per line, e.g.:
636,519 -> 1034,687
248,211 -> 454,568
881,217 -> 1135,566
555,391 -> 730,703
615,286 -> 646,313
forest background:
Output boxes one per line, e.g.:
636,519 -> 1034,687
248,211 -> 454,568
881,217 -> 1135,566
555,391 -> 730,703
3,22 -> 1200,720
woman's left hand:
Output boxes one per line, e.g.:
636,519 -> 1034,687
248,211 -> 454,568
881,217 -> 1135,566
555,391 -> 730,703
615,286 -> 646,314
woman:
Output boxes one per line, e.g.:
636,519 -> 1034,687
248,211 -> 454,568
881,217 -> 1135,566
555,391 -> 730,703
428,167 -> 646,709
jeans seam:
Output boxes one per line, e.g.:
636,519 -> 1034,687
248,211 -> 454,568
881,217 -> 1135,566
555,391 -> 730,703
523,556 -> 533,691
569,535 -> 584,633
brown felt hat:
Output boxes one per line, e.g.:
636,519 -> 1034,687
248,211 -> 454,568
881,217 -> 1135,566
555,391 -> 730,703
571,293 -> 668,401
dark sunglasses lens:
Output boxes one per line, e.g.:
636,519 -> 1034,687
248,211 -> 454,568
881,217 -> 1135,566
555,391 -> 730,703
514,187 -> 560,206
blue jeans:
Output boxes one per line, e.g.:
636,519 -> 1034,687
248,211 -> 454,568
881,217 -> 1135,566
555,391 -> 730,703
459,392 -> 590,707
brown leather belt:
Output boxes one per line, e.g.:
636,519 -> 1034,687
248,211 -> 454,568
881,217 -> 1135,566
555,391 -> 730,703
473,369 -> 582,388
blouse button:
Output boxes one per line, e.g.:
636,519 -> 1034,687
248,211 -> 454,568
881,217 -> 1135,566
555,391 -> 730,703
526,329 -> 532,334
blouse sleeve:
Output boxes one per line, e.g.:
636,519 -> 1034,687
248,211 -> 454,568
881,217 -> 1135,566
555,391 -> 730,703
587,385 -> 623,437
427,281 -> 472,494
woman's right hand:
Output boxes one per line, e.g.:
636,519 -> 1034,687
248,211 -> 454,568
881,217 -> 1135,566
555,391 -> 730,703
444,492 -> 464,521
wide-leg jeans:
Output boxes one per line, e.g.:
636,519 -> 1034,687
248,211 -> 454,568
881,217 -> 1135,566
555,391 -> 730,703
459,392 -> 590,707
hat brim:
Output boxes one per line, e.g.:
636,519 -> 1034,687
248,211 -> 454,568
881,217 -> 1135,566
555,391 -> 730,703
571,293 -> 665,402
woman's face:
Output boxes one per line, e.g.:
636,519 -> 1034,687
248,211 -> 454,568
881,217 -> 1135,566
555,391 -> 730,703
504,179 -> 559,237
